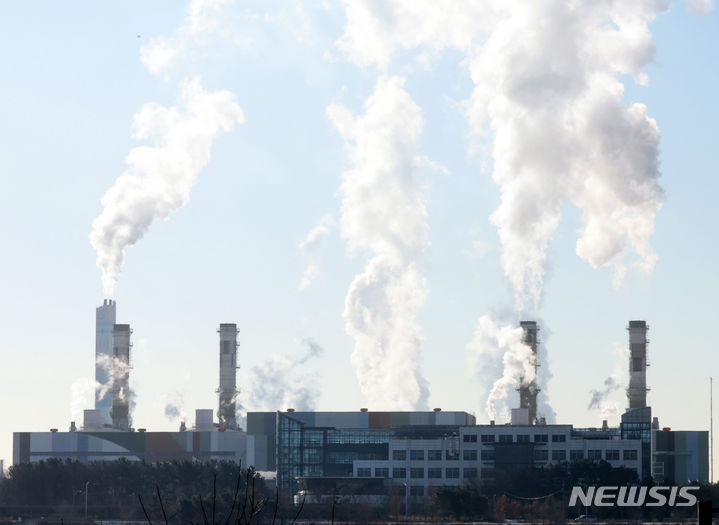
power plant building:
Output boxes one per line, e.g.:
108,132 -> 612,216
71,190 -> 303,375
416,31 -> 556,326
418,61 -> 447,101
10,308 -> 710,507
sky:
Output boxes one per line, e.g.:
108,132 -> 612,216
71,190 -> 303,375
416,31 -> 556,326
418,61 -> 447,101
0,0 -> 718,475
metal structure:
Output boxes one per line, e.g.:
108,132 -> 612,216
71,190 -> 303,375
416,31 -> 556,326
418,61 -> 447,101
518,321 -> 539,425
94,300 -> 116,425
627,320 -> 649,409
110,324 -> 132,431
217,323 -> 239,430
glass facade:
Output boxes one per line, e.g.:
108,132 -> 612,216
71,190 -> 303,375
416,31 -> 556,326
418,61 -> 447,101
277,412 -> 393,494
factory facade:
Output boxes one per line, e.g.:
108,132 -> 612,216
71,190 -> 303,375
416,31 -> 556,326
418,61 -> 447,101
247,409 -> 644,503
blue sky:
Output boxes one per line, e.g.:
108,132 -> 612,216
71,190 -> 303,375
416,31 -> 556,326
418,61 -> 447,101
0,1 -> 717,474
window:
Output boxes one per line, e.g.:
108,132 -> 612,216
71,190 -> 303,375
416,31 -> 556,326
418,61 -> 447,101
410,485 -> 424,497
393,450 -> 406,461
375,467 -> 389,478
481,450 -> 495,461
588,450 -> 602,461
356,467 -> 371,477
410,468 -> 424,479
534,449 -> 548,461
445,450 -> 459,460
392,468 -> 406,478
463,434 -> 478,442
624,449 -> 638,460
552,434 -> 566,443
499,435 -> 513,443
570,450 -> 584,460
517,434 -> 530,443
446,467 -> 460,479
410,449 -> 424,461
428,450 -> 442,461
605,450 -> 620,461
481,434 -> 496,443
534,434 -> 548,443
463,449 -> 478,460
428,467 -> 442,479
552,450 -> 566,461
463,468 -> 478,478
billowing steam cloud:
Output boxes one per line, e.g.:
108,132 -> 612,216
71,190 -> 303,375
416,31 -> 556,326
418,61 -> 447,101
329,76 -> 430,410
243,338 -> 324,411
336,1 -> 667,418
89,78 -> 244,295
299,214 -> 334,291
468,1 -> 664,310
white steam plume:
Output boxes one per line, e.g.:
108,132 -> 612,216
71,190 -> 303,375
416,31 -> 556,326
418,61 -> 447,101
243,338 -> 324,411
588,343 -> 630,421
329,76 -> 430,410
336,1 -> 667,422
299,214 -> 334,291
468,315 -> 536,422
337,1 -> 665,311
89,78 -> 244,295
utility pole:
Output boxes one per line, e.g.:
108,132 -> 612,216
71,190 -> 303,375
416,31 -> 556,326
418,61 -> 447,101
711,377 -> 714,484
85,481 -> 90,519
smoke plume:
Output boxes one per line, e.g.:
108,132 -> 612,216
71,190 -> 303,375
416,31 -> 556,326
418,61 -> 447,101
328,76 -> 431,410
163,392 -> 187,422
243,338 -> 324,411
89,78 -> 244,295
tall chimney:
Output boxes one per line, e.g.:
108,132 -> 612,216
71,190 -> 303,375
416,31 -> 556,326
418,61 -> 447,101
518,321 -> 540,425
217,323 -> 239,430
95,300 -> 116,425
627,320 -> 649,408
110,323 -> 132,430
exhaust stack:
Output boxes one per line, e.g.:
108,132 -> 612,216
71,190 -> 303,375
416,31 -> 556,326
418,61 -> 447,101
519,321 -> 540,425
111,324 -> 132,430
217,323 -> 239,430
627,320 -> 649,408
95,299 -> 116,425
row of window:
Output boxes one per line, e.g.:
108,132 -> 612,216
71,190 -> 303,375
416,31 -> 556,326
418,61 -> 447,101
469,433 -> 567,443
357,467 -> 478,479
391,447 -> 637,462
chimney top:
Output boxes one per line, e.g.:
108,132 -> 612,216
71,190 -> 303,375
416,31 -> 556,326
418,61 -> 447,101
433,408 -> 442,412
360,408 -> 368,412
287,408 -> 295,412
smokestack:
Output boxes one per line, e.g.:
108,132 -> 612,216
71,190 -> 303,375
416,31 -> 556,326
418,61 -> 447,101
95,300 -> 116,425
217,323 -> 239,430
518,321 -> 539,425
111,323 -> 132,430
627,320 -> 649,408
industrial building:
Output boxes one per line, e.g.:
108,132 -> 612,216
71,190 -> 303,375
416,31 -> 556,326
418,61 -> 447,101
247,409 -> 643,505
13,301 -> 246,466
10,305 -> 710,509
